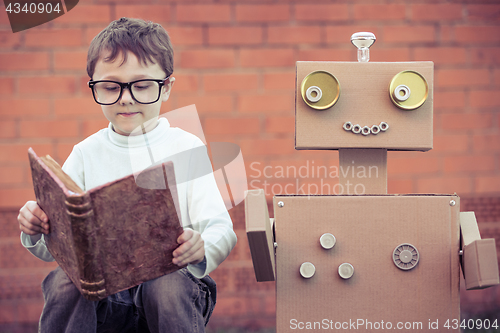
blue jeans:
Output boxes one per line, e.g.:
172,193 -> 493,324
39,266 -> 216,333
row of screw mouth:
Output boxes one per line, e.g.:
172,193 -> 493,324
343,121 -> 389,135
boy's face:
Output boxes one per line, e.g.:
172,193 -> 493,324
92,51 -> 173,136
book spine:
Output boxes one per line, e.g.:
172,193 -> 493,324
65,194 -> 106,301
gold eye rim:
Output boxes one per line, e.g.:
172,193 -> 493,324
389,70 -> 429,111
300,70 -> 341,110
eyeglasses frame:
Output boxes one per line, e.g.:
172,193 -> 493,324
88,77 -> 170,105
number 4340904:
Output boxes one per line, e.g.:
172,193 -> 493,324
444,318 -> 498,330
5,2 -> 61,14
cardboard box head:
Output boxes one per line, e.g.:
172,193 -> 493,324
295,61 -> 434,151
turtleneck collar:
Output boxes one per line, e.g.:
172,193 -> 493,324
107,117 -> 171,148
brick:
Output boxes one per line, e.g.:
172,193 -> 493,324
433,134 -> 469,153
440,113 -> 494,130
203,73 -> 258,92
213,296 -> 249,316
470,47 -> 500,65
467,5 -> 500,21
54,98 -> 101,117
0,188 -> 36,208
495,69 -> 500,86
444,155 -> 495,173
0,99 -> 50,118
167,26 -> 203,46
440,25 -> 454,43
171,74 -> 198,93
177,4 -> 231,23
25,29 -> 82,47
354,4 -> 406,21
238,93 -> 293,113
388,178 -> 414,194
175,94 -> 233,115
263,71 -> 295,91
265,116 -> 294,134
369,47 -> 411,62
434,91 -> 466,110
115,5 -> 171,23
239,138 -> 295,156
475,176 -> 500,194
180,49 -> 235,69
411,4 -> 463,21
383,25 -> 436,44
298,48 -> 352,62
469,90 -> 500,108
0,30 -> 21,48
295,4 -> 349,22
84,25 -> 109,45
413,47 -> 466,65
82,119 -> 109,138
204,117 -> 260,135
0,144 -> 52,163
325,25 -> 380,44
416,176 -> 472,194
246,159 -> 270,180
0,166 -> 24,185
387,156 -> 440,175
0,53 -> 49,71
473,134 -> 500,152
455,26 -> 500,44
20,120 -> 79,138
436,69 -> 490,88
0,77 -> 14,95
0,4 -> 10,26
0,209 -> 23,238
0,120 -> 16,138
19,76 -> 77,95
236,4 -> 290,22
208,26 -> 263,46
240,48 -> 294,68
54,5 -> 111,24
54,51 -> 88,71
268,25 -> 322,45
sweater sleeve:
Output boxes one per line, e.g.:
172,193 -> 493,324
20,233 -> 55,262
184,141 -> 237,278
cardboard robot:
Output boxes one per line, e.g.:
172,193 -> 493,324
245,33 -> 500,332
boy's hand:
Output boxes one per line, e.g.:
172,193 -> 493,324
172,229 -> 205,266
18,201 -> 50,236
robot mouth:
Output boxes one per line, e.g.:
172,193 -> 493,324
343,121 -> 389,136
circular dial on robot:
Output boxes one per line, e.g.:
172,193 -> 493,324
393,243 -> 419,270
389,71 -> 428,110
300,70 -> 340,110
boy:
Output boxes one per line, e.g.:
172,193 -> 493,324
17,17 -> 237,333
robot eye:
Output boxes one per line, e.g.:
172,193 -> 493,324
300,70 -> 340,110
389,70 -> 428,110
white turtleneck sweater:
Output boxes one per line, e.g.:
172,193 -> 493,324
21,118 -> 237,278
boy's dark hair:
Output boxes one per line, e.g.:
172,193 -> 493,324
87,17 -> 174,79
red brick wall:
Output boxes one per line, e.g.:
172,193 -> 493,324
1,0 -> 499,331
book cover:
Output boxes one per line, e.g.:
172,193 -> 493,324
28,147 -> 186,301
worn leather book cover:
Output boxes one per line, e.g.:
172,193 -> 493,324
28,147 -> 185,301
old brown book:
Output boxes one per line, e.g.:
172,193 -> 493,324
28,147 -> 185,301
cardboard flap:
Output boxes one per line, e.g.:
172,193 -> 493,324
463,239 -> 500,290
460,211 -> 481,248
245,189 -> 276,282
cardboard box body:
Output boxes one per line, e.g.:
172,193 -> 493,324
274,194 -> 460,332
295,62 -> 434,151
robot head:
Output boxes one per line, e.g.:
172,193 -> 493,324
295,32 -> 434,151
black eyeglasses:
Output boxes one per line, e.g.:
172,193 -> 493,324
88,77 -> 169,105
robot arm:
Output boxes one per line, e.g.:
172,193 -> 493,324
245,189 -> 276,282
460,211 -> 500,290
